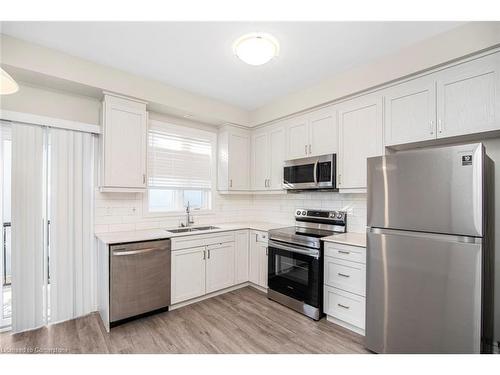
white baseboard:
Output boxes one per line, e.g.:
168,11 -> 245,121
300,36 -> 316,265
326,315 -> 365,336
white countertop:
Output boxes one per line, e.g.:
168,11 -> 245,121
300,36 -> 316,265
95,221 -> 289,245
321,232 -> 366,248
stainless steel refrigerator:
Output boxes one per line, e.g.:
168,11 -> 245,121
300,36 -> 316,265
366,143 -> 494,354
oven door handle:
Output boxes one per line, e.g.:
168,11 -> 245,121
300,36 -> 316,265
268,240 -> 320,259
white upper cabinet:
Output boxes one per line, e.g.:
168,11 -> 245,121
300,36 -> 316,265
268,127 -> 285,190
286,106 -> 338,160
308,107 -> 338,157
251,132 -> 269,190
251,124 -> 285,191
383,52 -> 500,147
338,94 -> 384,190
384,76 -> 437,146
217,126 -> 251,191
436,53 -> 500,138
100,93 -> 147,192
286,116 -> 309,159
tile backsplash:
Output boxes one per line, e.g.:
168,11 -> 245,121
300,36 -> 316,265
94,190 -> 367,234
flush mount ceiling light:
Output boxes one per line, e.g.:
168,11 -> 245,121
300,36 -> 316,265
233,33 -> 279,66
0,67 -> 19,95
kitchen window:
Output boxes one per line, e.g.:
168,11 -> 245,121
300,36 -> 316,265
146,120 -> 216,214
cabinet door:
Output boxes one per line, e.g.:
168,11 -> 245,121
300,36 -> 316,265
171,247 -> 206,304
251,132 -> 269,190
437,53 -> 500,138
384,77 -> 437,146
235,230 -> 249,284
205,242 -> 236,293
286,116 -> 309,160
268,126 -> 285,190
228,132 -> 250,190
338,95 -> 384,190
308,107 -> 338,157
258,243 -> 269,288
103,97 -> 147,189
249,231 -> 260,285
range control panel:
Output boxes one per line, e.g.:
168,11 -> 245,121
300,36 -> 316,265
295,209 -> 346,223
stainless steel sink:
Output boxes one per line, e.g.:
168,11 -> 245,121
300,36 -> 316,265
166,226 -> 220,234
166,228 -> 198,233
194,226 -> 220,231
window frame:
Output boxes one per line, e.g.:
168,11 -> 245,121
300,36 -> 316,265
143,120 -> 217,218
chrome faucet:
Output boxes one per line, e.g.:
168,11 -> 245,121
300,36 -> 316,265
181,201 -> 195,227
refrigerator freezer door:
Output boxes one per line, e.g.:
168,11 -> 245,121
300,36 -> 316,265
367,143 -> 484,237
366,228 -> 482,353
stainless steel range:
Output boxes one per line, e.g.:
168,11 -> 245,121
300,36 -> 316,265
267,209 -> 347,320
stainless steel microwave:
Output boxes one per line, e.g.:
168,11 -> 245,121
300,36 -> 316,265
283,154 -> 337,190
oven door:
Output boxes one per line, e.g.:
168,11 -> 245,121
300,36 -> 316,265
267,240 -> 323,308
283,154 -> 336,190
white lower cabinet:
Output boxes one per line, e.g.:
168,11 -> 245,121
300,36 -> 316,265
235,230 -> 249,284
170,230 -> 254,305
324,285 -> 366,333
249,230 -> 268,289
206,242 -> 236,293
171,246 -> 207,304
323,242 -> 366,335
171,232 -> 237,304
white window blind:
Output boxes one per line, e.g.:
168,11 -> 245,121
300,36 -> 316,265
147,120 -> 215,212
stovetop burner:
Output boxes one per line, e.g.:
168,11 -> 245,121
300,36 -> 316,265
268,208 -> 347,249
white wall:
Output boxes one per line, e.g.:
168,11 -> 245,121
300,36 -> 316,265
94,191 -> 367,234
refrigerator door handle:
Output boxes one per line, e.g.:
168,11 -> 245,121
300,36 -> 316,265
368,227 -> 482,244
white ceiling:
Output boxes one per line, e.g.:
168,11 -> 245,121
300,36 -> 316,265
1,21 -> 464,110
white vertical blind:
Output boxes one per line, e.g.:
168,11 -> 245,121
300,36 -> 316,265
148,120 -> 214,189
11,123 -> 46,333
0,123 -> 8,327
49,128 -> 96,323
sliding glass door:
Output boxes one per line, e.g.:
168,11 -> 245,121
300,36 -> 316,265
1,120 -> 96,332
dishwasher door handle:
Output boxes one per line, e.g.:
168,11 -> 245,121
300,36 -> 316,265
112,247 -> 164,256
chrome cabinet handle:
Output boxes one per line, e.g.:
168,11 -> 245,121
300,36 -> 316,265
308,144 -> 312,154
438,119 -> 443,134
265,247 -> 268,256
229,179 -> 233,188
203,250 -> 206,260
338,273 -> 350,278
337,303 -> 350,309
305,145 -> 308,155
429,120 -> 434,135
208,249 -> 211,259
338,250 -> 350,255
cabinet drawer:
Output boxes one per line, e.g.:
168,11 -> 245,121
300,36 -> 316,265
324,256 -> 366,296
324,243 -> 366,264
171,232 -> 235,250
324,285 -> 365,329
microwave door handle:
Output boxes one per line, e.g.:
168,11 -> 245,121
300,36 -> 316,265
313,159 -> 319,185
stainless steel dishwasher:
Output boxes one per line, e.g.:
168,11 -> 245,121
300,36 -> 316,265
110,239 -> 171,324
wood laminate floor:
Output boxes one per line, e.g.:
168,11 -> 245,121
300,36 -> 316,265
0,286 -> 369,354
